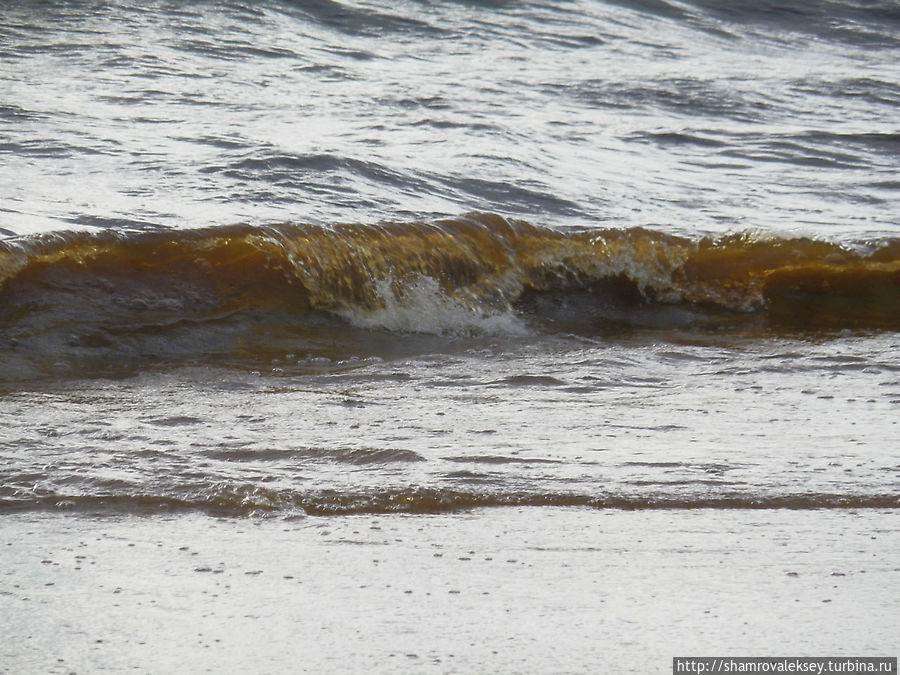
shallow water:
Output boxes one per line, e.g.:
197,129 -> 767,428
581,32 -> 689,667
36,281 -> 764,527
1,332 -> 898,515
2,508 -> 898,674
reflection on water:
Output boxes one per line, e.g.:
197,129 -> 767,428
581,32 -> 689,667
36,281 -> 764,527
2,333 -> 897,515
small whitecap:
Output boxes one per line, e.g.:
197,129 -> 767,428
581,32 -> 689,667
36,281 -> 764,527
339,276 -> 529,337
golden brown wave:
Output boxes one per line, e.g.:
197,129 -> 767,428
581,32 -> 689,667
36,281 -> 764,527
0,213 -> 693,316
0,212 -> 897,376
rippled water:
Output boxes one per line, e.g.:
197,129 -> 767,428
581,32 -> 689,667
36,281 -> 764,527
2,0 -> 899,237
2,333 -> 898,516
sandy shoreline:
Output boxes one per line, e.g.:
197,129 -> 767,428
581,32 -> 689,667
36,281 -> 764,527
2,507 -> 897,674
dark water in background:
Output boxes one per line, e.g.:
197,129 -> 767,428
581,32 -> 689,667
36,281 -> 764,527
0,0 -> 898,517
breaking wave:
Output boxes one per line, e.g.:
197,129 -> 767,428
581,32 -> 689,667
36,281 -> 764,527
1,213 -> 897,380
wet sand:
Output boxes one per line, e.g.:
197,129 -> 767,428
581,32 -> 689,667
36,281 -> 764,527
2,507 -> 897,674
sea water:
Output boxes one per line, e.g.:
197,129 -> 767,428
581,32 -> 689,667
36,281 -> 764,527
0,1 -> 898,672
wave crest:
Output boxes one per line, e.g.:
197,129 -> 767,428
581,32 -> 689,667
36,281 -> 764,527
0,213 -> 897,379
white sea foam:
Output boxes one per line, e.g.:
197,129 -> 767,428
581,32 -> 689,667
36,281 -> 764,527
339,276 -> 529,336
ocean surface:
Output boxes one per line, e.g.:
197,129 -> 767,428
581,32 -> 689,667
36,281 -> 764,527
0,2 -> 898,670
